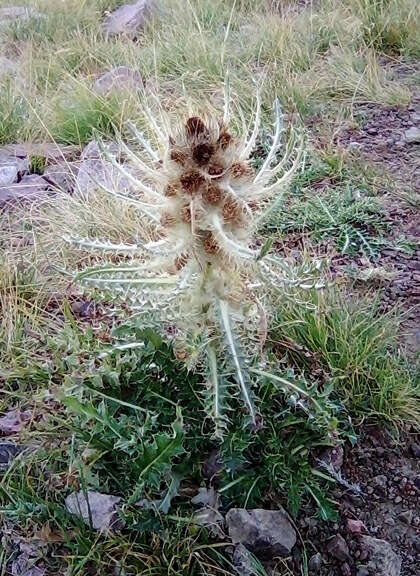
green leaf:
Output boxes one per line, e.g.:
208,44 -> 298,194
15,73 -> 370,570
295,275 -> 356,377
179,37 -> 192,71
128,410 -> 185,504
257,236 -> 274,261
306,485 -> 338,522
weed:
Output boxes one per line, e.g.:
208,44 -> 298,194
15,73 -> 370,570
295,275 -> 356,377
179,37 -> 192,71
64,93 -> 306,435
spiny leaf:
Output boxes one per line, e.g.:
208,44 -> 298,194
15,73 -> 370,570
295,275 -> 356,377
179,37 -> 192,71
128,409 -> 185,504
206,344 -> 229,439
218,299 -> 257,425
306,485 -> 339,522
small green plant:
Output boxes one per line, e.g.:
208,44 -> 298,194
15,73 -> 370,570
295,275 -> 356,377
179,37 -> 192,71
66,92 -> 310,436
267,184 -> 386,257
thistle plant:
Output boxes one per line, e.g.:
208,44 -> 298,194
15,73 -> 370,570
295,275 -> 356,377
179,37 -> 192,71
67,91 -> 309,437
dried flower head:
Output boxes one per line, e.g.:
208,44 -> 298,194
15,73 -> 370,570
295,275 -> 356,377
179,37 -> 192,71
69,90 -> 305,437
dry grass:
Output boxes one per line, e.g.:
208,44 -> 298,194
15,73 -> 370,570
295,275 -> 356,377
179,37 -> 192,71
0,0 -> 417,145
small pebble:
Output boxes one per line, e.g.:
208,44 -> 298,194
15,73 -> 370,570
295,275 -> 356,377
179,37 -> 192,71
398,509 -> 413,525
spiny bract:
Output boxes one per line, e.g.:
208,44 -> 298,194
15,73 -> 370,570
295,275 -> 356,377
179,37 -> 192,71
67,93 -> 313,437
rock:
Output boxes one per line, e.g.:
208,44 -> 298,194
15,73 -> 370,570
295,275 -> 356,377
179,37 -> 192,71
341,563 -> 351,576
410,442 -> 420,458
0,409 -> 32,435
0,442 -> 22,470
326,534 -> 350,562
81,140 -> 119,161
232,544 -> 259,576
404,127 -> 420,144
191,487 -> 224,537
1,143 -> 80,162
76,157 -> 133,195
11,554 -> 45,576
397,509 -> 413,525
93,66 -> 143,96
348,141 -> 364,151
308,552 -> 322,573
360,536 -> 401,576
70,299 -> 97,319
226,508 -> 296,558
102,0 -> 157,37
372,474 -> 387,488
0,174 -> 49,204
43,162 -> 79,192
0,155 -> 28,186
65,490 -> 123,532
346,519 -> 366,535
0,163 -> 19,187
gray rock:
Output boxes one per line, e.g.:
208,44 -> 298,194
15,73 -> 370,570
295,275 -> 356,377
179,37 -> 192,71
360,536 -> 401,576
81,140 -> 119,160
102,0 -> 157,37
326,534 -> 350,562
404,127 -> 420,144
191,487 -> 224,537
226,508 -> 296,558
11,554 -> 45,576
372,474 -> 387,488
410,442 -> 420,458
0,155 -> 28,186
65,490 -> 123,532
232,544 -> 262,576
348,141 -> 364,151
0,163 -> 19,186
76,157 -> 134,195
43,162 -> 79,192
357,569 -> 369,576
0,174 -> 49,204
397,509 -> 413,525
308,552 -> 322,573
0,409 -> 32,434
0,442 -> 22,470
93,66 -> 143,96
1,142 -> 80,162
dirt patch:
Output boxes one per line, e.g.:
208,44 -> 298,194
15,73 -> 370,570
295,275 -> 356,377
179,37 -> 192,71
379,204 -> 420,351
288,428 -> 419,576
337,98 -> 420,191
